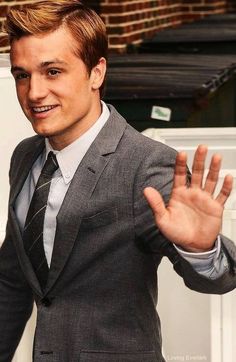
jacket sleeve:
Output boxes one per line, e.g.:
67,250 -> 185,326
0,148 -> 34,362
133,140 -> 236,295
0,226 -> 34,361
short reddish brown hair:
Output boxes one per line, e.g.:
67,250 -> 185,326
5,0 -> 108,91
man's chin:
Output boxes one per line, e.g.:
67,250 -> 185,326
31,125 -> 53,138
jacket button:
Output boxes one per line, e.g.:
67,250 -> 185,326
41,297 -> 52,307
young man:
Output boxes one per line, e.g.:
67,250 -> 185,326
0,1 -> 235,361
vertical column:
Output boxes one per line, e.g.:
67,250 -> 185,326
222,211 -> 236,362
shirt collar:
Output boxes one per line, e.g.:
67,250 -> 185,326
44,101 -> 110,184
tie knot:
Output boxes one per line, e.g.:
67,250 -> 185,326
41,151 -> 59,176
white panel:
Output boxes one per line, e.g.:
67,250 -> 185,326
158,259 -> 211,361
232,293 -> 236,358
222,211 -> 236,362
210,295 -> 222,362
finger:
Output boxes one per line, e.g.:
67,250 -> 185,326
173,151 -> 188,188
143,187 -> 166,219
215,174 -> 233,205
191,145 -> 208,188
204,153 -> 221,195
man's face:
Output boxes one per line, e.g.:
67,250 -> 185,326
10,26 -> 106,150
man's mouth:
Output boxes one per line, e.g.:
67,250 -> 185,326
32,105 -> 58,113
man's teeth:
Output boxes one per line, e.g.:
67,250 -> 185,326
33,106 -> 55,113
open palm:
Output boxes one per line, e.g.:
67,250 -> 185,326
144,145 -> 233,252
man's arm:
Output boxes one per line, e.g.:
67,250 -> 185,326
0,143 -> 34,361
143,144 -> 236,292
175,236 -> 230,279
0,226 -> 34,361
134,141 -> 236,293
144,145 -> 233,253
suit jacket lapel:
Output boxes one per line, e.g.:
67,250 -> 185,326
9,136 -> 45,296
9,137 -> 45,205
46,106 -> 127,293
9,207 -> 43,295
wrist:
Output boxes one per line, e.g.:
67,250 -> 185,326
181,246 -> 213,253
177,241 -> 217,253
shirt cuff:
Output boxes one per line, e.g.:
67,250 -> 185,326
174,236 -> 229,279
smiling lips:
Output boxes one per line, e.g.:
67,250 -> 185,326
32,105 -> 58,113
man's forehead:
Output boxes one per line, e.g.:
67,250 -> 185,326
10,27 -> 76,55
10,31 -> 78,68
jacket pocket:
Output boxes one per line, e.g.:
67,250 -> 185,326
80,207 -> 118,230
79,350 -> 157,362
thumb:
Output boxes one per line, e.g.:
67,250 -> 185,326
143,187 -> 166,219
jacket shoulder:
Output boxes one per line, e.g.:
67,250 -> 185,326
12,135 -> 43,156
9,135 -> 44,181
124,123 -> 177,161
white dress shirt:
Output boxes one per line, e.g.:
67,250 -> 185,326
15,102 -> 228,278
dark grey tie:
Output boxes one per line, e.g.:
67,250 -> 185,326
23,151 -> 59,290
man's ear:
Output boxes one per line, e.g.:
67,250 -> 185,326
91,57 -> 107,90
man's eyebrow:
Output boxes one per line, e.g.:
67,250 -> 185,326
41,60 -> 67,67
11,60 -> 67,73
11,66 -> 26,74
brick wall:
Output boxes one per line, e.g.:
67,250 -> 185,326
0,0 -> 235,53
103,0 -> 236,52
182,0 -> 235,22
102,0 -> 183,52
227,0 -> 236,12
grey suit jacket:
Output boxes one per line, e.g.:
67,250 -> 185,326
0,105 -> 236,362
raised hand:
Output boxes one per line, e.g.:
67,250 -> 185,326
143,145 -> 233,252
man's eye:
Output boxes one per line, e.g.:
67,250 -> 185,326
15,73 -> 29,80
48,69 -> 60,76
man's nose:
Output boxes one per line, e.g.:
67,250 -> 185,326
28,75 -> 48,101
